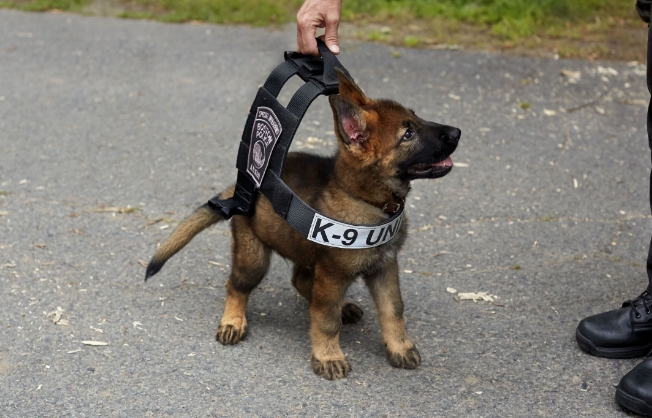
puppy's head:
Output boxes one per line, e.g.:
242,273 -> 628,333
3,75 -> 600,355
329,70 -> 460,188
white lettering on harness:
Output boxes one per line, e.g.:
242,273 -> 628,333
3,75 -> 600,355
307,211 -> 404,249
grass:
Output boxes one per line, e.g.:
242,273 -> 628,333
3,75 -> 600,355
337,0 -> 643,60
342,0 -> 633,39
0,0 -> 645,60
0,0 -> 88,12
116,0 -> 303,25
403,36 -> 419,48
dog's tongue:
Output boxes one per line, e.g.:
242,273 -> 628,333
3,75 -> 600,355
434,156 -> 453,168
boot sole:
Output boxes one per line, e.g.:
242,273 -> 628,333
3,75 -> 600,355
575,329 -> 652,359
616,387 -> 652,417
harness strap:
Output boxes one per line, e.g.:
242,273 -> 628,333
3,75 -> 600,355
264,61 -> 299,97
286,81 -> 324,119
207,40 -> 405,249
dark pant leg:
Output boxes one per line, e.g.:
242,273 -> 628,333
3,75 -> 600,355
646,24 -> 652,290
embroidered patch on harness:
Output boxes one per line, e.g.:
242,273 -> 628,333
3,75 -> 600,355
246,107 -> 282,187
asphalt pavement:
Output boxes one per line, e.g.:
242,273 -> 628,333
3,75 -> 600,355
1,9 -> 651,417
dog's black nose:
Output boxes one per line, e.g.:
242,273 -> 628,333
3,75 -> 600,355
445,127 -> 461,144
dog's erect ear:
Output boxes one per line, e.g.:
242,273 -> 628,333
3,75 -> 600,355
329,95 -> 368,145
335,68 -> 369,106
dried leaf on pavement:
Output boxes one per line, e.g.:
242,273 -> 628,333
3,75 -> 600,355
596,66 -> 618,76
561,69 -> 581,78
86,206 -> 141,214
457,292 -> 497,303
143,218 -> 164,228
47,307 -> 69,325
561,69 -> 581,83
81,341 -> 109,346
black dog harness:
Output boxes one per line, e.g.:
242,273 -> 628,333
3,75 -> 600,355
207,40 -> 404,249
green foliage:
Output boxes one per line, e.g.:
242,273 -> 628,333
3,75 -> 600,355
1,0 -> 634,41
121,0 -> 302,25
367,30 -> 386,41
0,0 -> 88,11
343,0 -> 626,22
403,35 -> 419,47
342,0 -> 632,38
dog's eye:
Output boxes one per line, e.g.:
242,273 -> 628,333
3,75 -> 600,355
402,129 -> 415,141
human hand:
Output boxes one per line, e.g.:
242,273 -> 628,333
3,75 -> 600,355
296,0 -> 342,56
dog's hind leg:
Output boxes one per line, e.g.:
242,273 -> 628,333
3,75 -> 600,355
364,259 -> 421,369
291,265 -> 314,303
216,216 -> 271,345
341,302 -> 364,324
291,265 -> 363,324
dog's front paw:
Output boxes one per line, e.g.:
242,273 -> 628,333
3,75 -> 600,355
387,345 -> 421,369
341,302 -> 364,324
311,356 -> 351,380
216,318 -> 248,345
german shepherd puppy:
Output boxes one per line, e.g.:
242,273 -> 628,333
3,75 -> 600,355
146,70 -> 460,380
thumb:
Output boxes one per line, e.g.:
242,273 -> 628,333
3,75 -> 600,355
324,16 -> 340,54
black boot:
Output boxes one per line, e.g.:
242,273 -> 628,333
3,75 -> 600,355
616,352 -> 652,416
576,290 -> 652,358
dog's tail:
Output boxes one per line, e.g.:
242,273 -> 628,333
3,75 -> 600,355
145,200 -> 224,281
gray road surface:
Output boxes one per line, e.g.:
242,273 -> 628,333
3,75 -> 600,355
0,9 -> 650,417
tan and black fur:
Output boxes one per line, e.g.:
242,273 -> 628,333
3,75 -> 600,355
146,70 -> 460,380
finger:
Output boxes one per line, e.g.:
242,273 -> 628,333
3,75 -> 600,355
301,24 -> 319,56
296,9 -> 319,56
324,13 -> 340,55
297,25 -> 305,54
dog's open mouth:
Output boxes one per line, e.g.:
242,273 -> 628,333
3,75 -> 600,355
407,156 -> 453,179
